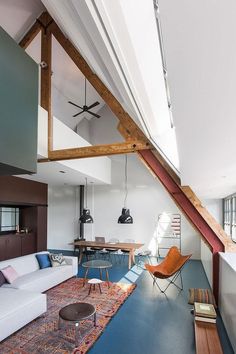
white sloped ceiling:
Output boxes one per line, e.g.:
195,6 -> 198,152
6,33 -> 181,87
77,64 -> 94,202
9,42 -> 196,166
159,0 -> 236,198
42,0 -> 179,171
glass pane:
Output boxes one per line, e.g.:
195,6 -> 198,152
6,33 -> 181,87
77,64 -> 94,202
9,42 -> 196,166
1,211 -> 15,227
0,207 -> 19,232
1,226 -> 15,231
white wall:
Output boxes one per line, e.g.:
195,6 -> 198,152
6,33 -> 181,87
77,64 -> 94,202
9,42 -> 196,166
91,154 -> 201,259
52,85 -> 76,131
200,199 -> 223,287
47,102 -> 201,258
76,118 -> 91,143
90,105 -> 123,144
203,199 -> 223,225
219,253 -> 236,352
200,241 -> 212,287
47,185 -> 79,250
47,154 -> 201,258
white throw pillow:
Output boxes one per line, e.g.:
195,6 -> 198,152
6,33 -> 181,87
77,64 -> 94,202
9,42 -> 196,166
49,253 -> 66,267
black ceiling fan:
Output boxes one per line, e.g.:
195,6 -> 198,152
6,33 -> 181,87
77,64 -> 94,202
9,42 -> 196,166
68,78 -> 100,118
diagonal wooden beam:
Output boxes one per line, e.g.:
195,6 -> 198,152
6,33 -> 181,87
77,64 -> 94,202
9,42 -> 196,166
138,149 -> 225,304
117,122 -> 137,141
19,20 -> 42,49
43,141 -> 151,162
18,12 -> 54,50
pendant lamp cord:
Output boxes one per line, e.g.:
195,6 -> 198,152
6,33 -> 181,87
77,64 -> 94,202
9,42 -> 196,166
85,177 -> 88,208
124,155 -> 128,208
85,77 -> 87,106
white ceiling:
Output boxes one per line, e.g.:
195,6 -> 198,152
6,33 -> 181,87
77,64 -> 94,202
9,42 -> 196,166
21,160 -> 107,186
0,0 -> 44,41
158,0 -> 236,198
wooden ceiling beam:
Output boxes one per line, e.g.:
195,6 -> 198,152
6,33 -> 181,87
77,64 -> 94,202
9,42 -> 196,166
18,20 -> 42,49
42,141 -> 151,162
117,122 -> 133,141
18,12 -> 53,50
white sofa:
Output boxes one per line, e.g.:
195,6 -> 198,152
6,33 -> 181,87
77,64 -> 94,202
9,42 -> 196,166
0,251 -> 78,341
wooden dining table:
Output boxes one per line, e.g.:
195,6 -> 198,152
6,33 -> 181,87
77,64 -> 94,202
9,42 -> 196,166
71,240 -> 144,269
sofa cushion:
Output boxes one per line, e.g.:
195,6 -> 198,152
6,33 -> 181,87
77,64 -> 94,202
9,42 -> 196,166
0,272 -> 6,287
49,253 -> 66,267
0,287 -> 47,342
3,265 -> 74,293
0,287 -> 45,320
0,253 -> 41,276
36,253 -> 51,269
1,265 -> 19,283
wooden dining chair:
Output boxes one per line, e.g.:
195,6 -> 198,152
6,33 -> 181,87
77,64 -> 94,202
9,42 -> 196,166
120,238 -> 135,263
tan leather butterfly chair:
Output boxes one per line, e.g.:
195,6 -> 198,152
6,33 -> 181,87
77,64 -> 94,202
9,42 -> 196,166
145,246 -> 192,293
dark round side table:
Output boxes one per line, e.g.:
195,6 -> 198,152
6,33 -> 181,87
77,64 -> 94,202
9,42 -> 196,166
59,302 -> 96,346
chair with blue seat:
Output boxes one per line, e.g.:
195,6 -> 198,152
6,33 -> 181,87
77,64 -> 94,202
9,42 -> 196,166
90,237 -> 108,259
73,238 -> 96,261
105,238 -> 120,262
136,249 -> 152,267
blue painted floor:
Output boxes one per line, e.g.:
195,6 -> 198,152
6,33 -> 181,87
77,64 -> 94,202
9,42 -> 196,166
57,251 -> 234,354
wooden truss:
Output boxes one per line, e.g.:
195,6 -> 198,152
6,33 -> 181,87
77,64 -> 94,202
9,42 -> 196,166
19,12 -> 152,162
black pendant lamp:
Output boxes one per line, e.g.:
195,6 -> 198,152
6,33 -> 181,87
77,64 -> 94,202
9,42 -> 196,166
79,177 -> 94,223
118,155 -> 133,224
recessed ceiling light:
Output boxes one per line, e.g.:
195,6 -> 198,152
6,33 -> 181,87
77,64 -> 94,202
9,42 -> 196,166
59,170 -> 66,174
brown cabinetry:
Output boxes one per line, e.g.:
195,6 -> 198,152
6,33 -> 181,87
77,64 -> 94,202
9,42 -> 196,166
0,236 -> 7,261
0,176 -> 48,261
21,233 -> 36,256
0,233 -> 36,261
6,235 -> 22,259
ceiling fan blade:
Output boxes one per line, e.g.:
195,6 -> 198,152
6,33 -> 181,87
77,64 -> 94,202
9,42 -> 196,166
73,111 -> 84,117
87,101 -> 100,110
87,110 -> 101,118
68,101 -> 83,109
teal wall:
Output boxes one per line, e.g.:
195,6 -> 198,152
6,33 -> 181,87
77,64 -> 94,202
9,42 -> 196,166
0,26 -> 38,175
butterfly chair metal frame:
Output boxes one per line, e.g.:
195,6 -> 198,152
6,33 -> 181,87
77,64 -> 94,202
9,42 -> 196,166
145,246 -> 192,293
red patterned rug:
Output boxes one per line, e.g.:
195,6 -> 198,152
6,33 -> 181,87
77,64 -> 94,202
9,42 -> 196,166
0,278 -> 136,354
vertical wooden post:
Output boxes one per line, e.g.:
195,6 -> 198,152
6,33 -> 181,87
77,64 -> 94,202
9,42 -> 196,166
40,14 -> 52,152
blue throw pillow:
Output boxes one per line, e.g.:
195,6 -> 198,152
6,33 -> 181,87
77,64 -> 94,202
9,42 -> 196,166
36,253 -> 51,269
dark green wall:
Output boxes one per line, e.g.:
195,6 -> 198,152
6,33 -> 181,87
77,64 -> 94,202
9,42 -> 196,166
0,26 -> 38,175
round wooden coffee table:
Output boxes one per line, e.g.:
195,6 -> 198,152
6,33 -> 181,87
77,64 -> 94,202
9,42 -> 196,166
59,302 -> 96,346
